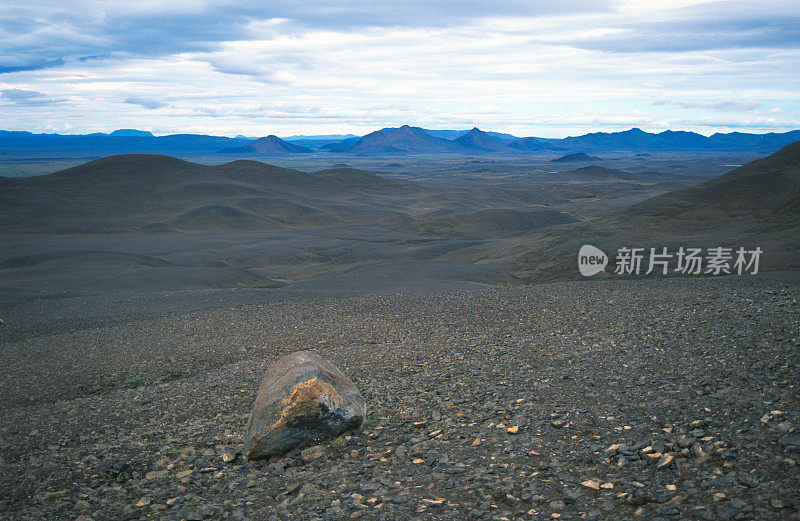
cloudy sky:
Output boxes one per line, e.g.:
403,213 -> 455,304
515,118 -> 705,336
0,0 -> 798,137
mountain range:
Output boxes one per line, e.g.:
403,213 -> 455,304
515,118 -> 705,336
2,126 -> 800,159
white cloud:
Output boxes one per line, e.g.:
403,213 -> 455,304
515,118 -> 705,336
0,88 -> 65,104
0,1 -> 797,136
653,99 -> 763,112
124,96 -> 167,109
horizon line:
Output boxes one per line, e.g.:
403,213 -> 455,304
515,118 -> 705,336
3,125 -> 800,141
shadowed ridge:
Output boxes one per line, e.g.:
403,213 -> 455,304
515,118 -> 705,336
214,159 -> 334,190
553,152 -> 600,163
629,139 -> 800,216
18,154 -> 206,186
713,139 -> 800,182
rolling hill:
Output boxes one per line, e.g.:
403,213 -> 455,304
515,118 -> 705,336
0,154 -> 426,233
553,153 -> 600,162
509,140 -> 800,280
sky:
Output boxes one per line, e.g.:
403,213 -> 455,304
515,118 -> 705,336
0,0 -> 798,138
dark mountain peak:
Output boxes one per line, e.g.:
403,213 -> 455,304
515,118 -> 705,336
334,125 -> 462,154
626,127 -> 646,134
223,135 -> 312,154
553,152 -> 600,162
454,127 -> 512,153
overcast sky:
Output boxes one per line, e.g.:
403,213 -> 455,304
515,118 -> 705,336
0,0 -> 798,137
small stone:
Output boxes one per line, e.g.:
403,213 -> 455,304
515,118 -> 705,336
666,484 -> 677,491
656,453 -> 675,470
135,498 -> 151,508
145,470 -> 168,480
713,493 -> 726,502
507,425 -> 519,434
601,483 -> 614,489
300,445 -> 326,463
412,458 -> 425,464
549,500 -> 565,510
176,470 -> 193,479
471,437 -> 481,446
581,480 -> 600,490
222,452 -> 237,464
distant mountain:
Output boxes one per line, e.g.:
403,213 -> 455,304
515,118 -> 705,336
222,135 -> 312,154
554,153 -> 600,162
321,137 -> 360,151
508,137 -> 563,151
551,128 -> 800,152
330,125 -> 465,154
454,128 -> 515,153
109,129 -> 154,137
0,130 -> 247,158
420,128 -> 520,143
554,128 -> 705,151
3,126 -> 800,159
283,134 -> 359,150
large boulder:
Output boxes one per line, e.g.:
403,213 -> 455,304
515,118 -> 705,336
243,351 -> 366,460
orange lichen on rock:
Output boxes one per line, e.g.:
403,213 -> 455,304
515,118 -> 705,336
243,351 -> 366,459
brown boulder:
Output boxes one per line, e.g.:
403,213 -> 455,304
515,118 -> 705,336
243,351 -> 365,460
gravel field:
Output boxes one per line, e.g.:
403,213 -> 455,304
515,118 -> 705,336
1,275 -> 799,521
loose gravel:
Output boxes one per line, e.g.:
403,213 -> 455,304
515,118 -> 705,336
1,276 -> 798,520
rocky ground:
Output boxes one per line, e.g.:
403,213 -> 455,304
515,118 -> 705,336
0,276 -> 799,521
